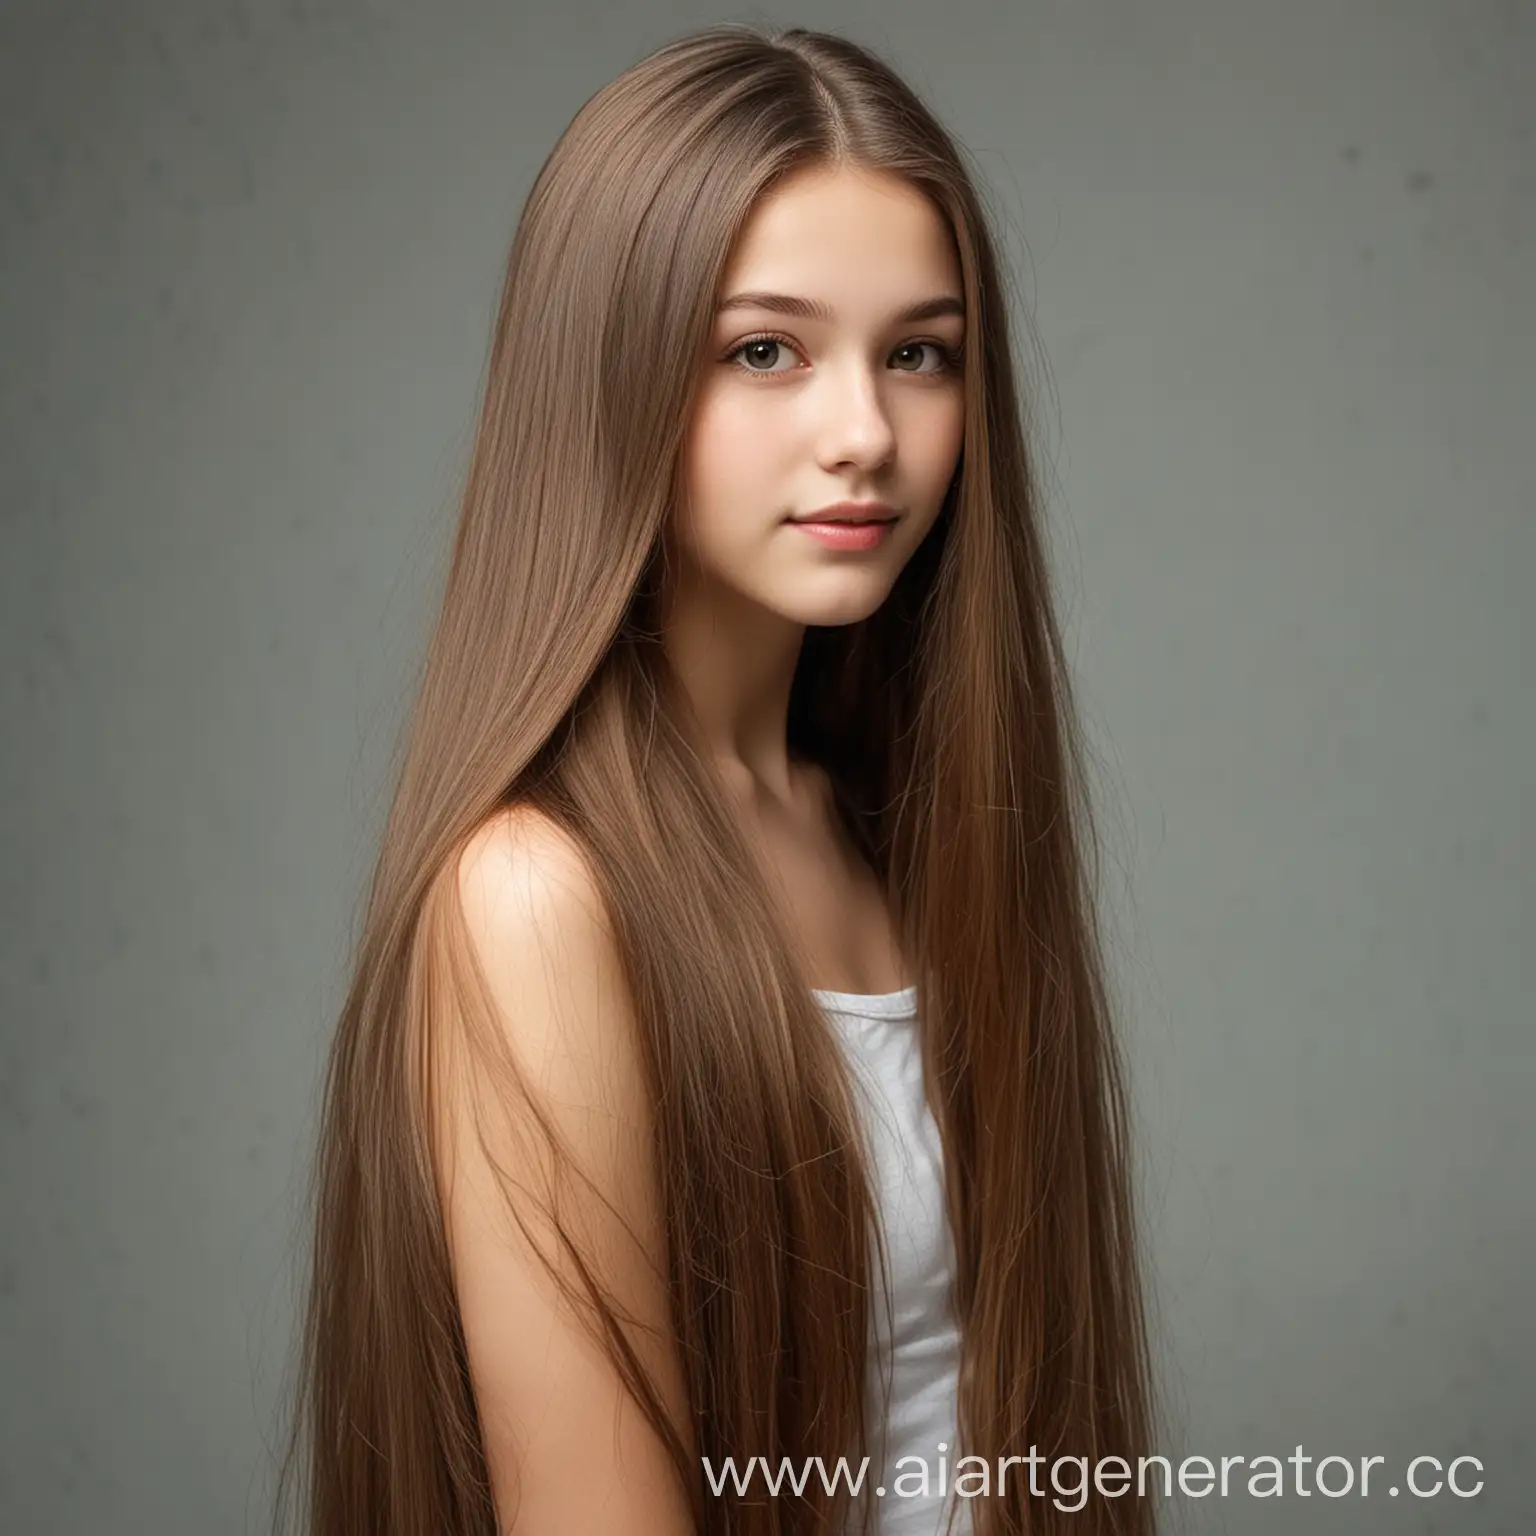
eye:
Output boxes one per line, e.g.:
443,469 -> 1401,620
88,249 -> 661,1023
723,333 -> 963,379
890,341 -> 961,375
728,334 -> 803,374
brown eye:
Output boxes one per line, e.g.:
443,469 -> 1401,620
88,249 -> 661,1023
726,335 -> 802,374
722,333 -> 962,380
893,341 -> 961,374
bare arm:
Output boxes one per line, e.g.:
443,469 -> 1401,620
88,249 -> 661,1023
430,808 -> 696,1535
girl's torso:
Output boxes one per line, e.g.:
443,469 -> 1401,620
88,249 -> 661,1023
814,984 -> 971,1536
732,757 -> 971,1532
733,758 -> 909,995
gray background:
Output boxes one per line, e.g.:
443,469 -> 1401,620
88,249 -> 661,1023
2,1 -> 1531,1532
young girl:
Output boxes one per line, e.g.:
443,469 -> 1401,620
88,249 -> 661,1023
276,23 -> 1158,1536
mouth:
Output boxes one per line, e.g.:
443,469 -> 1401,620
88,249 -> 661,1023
787,517 -> 898,551
788,501 -> 900,525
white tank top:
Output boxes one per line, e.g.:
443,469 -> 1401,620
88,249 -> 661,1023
812,984 -> 972,1536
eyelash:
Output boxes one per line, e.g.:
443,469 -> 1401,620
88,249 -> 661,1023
722,331 -> 965,381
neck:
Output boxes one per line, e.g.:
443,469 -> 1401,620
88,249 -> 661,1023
658,556 -> 807,801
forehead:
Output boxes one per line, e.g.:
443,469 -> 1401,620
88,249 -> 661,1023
717,164 -> 962,307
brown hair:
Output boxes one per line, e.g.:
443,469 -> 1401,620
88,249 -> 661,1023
272,21 -> 1161,1536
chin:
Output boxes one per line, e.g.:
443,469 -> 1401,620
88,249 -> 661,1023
777,582 -> 891,629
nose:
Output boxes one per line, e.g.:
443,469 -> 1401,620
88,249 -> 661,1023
815,359 -> 897,473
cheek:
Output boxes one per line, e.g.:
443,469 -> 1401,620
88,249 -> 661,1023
687,394 -> 775,489
928,396 -> 966,471
915,403 -> 964,513
902,398 -> 965,533
679,395 -> 785,542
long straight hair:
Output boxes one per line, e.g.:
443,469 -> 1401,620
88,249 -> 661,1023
273,22 -> 1161,1536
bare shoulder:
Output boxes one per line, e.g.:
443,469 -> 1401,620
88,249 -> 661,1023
430,804 -> 694,1531
456,803 -> 613,957
450,804 -> 631,1096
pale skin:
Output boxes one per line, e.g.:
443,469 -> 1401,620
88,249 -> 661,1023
440,164 -> 966,1532
662,162 -> 966,996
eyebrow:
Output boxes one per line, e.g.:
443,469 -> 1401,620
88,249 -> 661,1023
716,291 -> 965,324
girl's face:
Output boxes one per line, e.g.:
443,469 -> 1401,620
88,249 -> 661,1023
672,163 -> 966,628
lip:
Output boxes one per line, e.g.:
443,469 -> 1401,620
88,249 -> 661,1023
788,500 -> 899,525
789,518 -> 896,552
